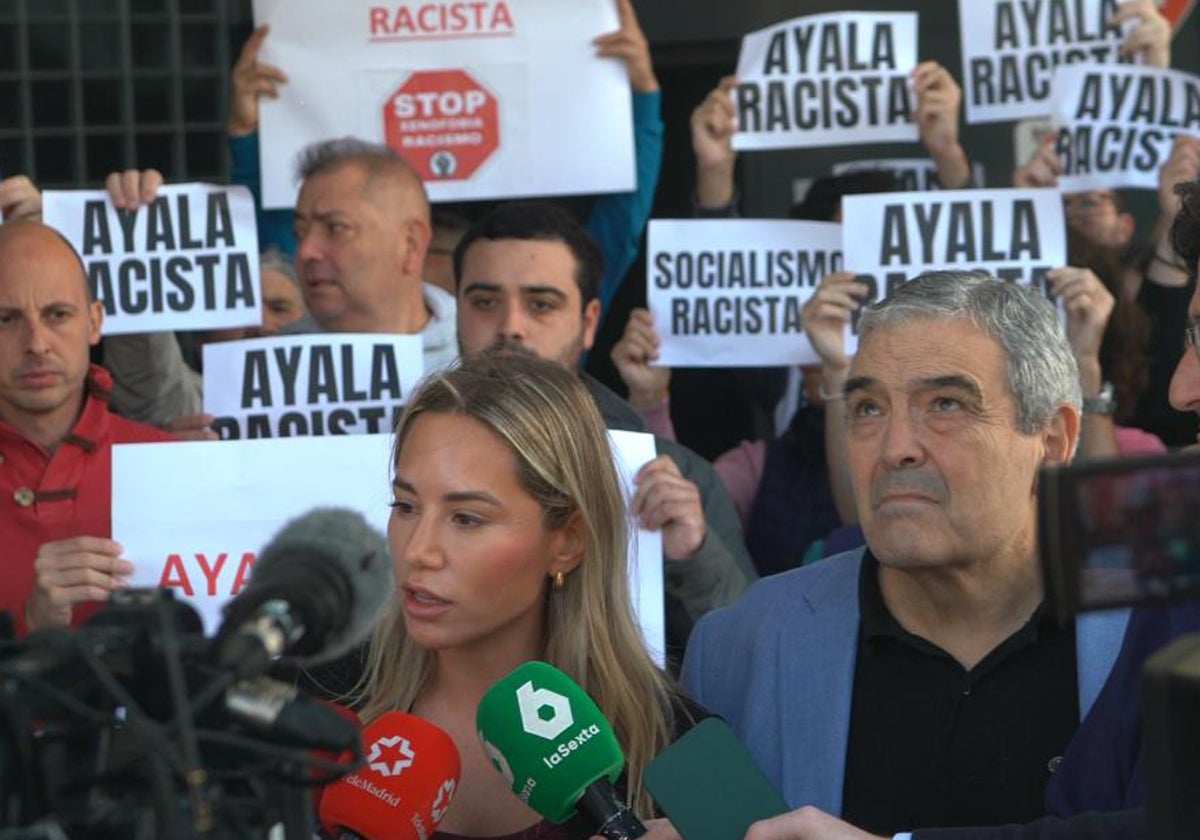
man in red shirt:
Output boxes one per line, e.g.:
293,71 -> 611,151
0,221 -> 174,634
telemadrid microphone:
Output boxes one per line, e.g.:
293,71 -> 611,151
214,507 -> 393,676
476,661 -> 646,840
318,711 -> 461,840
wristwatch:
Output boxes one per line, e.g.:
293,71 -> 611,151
1082,381 -> 1116,416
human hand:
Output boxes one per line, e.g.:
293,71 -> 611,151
744,806 -> 886,840
164,412 -> 220,441
27,536 -> 133,630
1112,0 -> 1171,68
1158,135 -> 1200,218
912,61 -> 964,165
1047,266 -> 1114,362
1012,132 -> 1062,188
593,0 -> 658,93
801,272 -> 870,374
105,169 -> 163,211
228,24 -> 288,137
0,175 -> 42,222
612,308 -> 670,410
691,75 -> 738,173
632,455 -> 705,561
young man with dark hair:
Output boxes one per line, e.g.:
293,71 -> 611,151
453,200 -> 757,663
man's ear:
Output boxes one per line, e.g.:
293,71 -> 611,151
1042,402 -> 1080,465
581,298 -> 601,352
402,218 -> 433,278
87,300 -> 103,347
548,510 -> 586,578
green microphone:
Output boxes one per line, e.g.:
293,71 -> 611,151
476,661 -> 646,840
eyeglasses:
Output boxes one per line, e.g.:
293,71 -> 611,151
1064,192 -> 1119,217
1185,320 -> 1200,363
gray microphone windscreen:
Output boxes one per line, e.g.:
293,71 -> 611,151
243,507 -> 394,666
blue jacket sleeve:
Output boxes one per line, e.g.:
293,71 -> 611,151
586,90 -> 663,321
228,132 -> 297,258
1045,603 -> 1200,816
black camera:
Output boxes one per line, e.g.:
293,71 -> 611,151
1039,449 -> 1200,840
0,588 -> 360,839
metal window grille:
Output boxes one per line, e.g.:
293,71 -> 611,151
0,0 -> 244,188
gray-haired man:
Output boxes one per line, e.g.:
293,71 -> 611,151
286,138 -> 457,371
682,272 -> 1130,835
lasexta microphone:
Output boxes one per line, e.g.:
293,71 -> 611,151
215,507 -> 393,676
318,711 -> 461,840
476,660 -> 645,840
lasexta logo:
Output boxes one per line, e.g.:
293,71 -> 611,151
516,680 -> 573,740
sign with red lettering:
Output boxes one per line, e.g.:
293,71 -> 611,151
368,2 -> 516,40
383,70 -> 499,181
112,435 -> 394,632
111,432 -> 666,663
254,0 -> 633,206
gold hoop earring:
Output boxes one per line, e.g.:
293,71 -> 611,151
552,571 -> 565,590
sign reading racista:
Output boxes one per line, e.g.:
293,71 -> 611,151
253,0 -> 634,207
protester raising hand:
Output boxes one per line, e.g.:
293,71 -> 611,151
1048,266 -> 1114,363
104,168 -> 163,211
632,455 -> 707,561
227,24 -> 289,137
802,271 -> 871,525
1158,135 -> 1200,220
690,76 -> 739,210
1012,131 -> 1061,188
1047,265 -> 1119,460
593,0 -> 658,93
0,175 -> 42,223
801,271 -> 869,377
1112,0 -> 1171,68
612,307 -> 670,412
911,61 -> 971,189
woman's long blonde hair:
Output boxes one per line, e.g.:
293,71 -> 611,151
357,350 -> 676,818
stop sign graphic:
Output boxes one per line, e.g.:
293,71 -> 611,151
383,70 -> 500,181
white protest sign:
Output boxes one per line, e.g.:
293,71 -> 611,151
203,334 -> 425,439
113,431 -> 668,664
1051,64 -> 1200,191
647,220 -> 840,367
832,157 -> 988,190
41,185 -> 260,336
958,0 -> 1135,124
114,435 -> 395,634
608,429 -> 665,666
253,0 -> 633,207
732,11 -> 917,151
840,188 -> 1067,350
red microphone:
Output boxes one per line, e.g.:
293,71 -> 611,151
319,711 -> 461,840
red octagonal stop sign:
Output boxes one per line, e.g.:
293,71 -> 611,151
383,69 -> 500,181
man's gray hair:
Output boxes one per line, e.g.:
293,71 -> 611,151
296,137 -> 402,181
857,271 -> 1081,433
258,245 -> 298,287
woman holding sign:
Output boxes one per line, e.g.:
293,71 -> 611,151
355,351 -> 695,837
